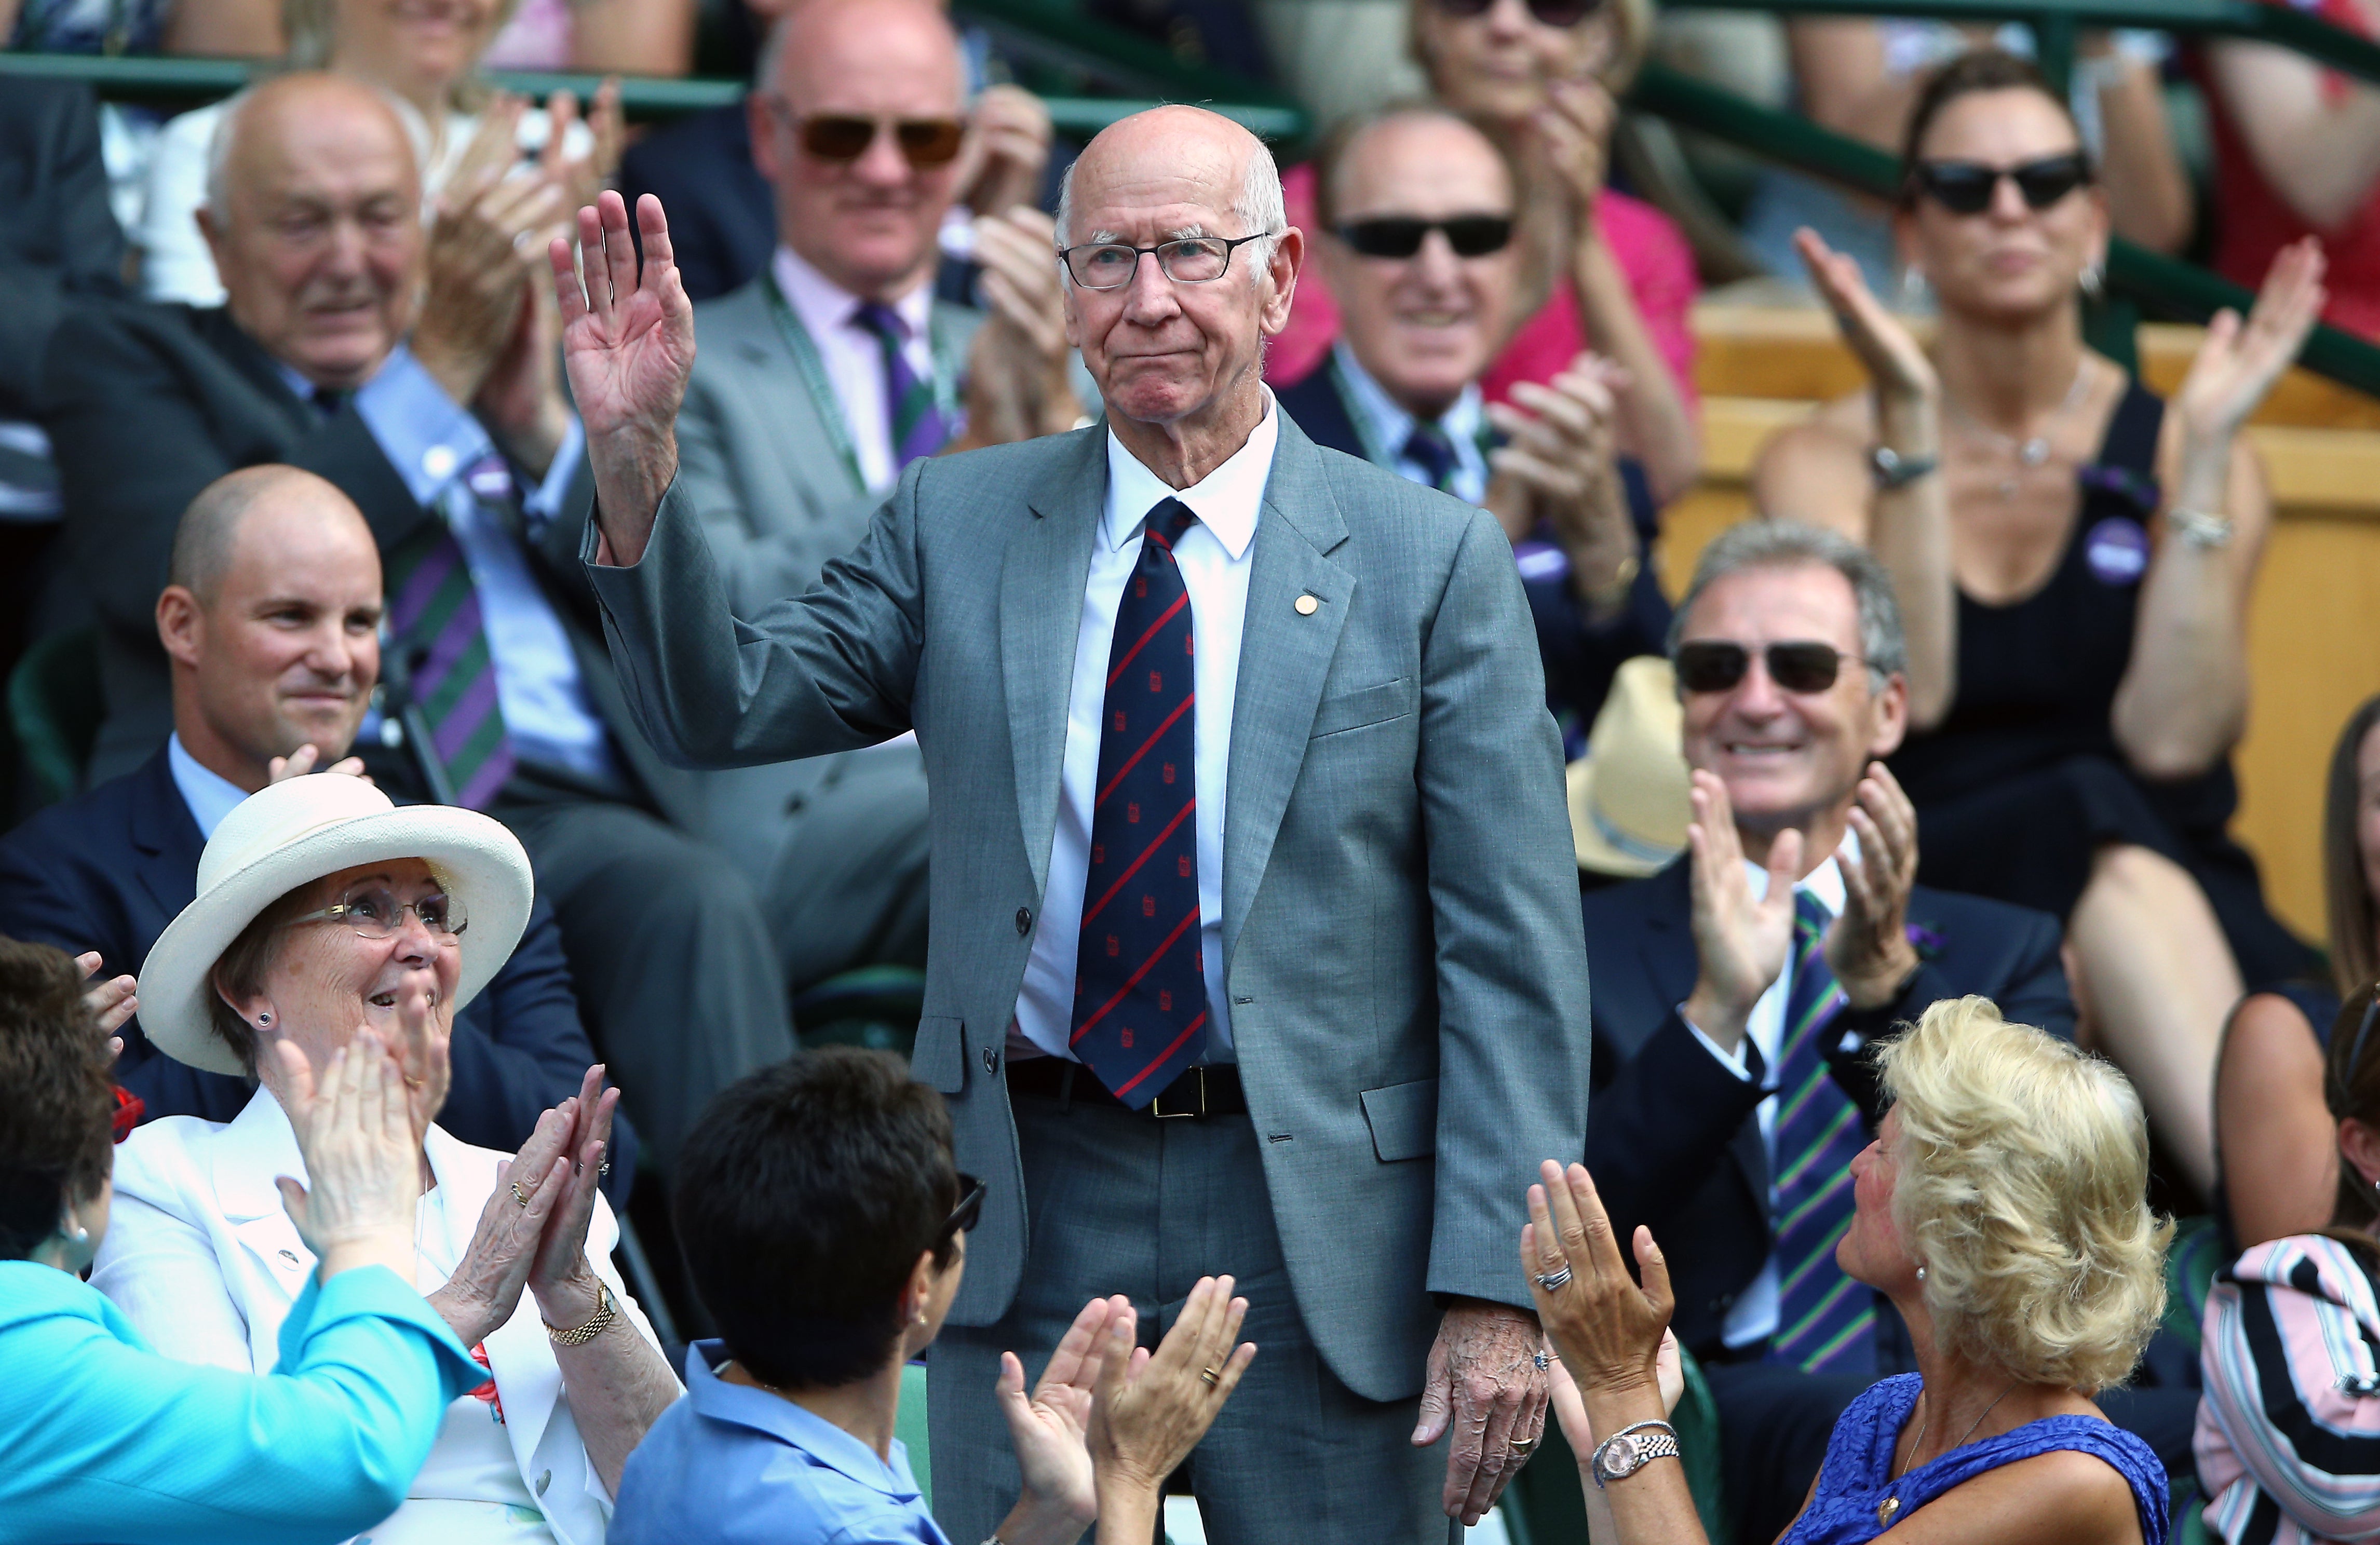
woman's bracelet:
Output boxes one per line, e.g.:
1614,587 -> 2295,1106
543,1277 -> 617,1346
2165,506 -> 2234,549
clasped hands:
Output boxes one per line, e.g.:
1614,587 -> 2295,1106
991,1278 -> 1257,1545
1681,763 -> 1921,1055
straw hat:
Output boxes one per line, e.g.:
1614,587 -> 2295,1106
139,776 -> 534,1076
1566,656 -> 1693,878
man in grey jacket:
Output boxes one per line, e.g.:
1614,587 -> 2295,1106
553,105 -> 1592,1543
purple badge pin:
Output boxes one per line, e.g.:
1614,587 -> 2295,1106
2084,517 -> 2149,586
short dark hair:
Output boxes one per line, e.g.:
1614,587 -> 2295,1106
672,1049 -> 959,1390
1897,49 -> 2087,207
206,882 -> 313,1076
0,937 -> 118,1260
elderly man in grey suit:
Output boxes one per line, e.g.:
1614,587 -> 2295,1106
670,0 -> 1078,991
551,102 -> 1592,1543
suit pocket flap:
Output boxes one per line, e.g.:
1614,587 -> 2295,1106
912,1017 -> 966,1094
1310,677 -> 1413,739
1360,1078 -> 1439,1162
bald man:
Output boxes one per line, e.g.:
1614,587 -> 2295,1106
561,105 -> 1594,1541
42,72 -> 795,1171
0,465 -> 634,1195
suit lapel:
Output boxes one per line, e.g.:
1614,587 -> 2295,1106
129,750 -> 203,921
725,281 -> 865,509
211,1088 -> 319,1310
1003,430 -> 1107,896
1221,420 -> 1353,963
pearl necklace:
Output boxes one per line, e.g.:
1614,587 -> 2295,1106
1944,357 -> 2094,500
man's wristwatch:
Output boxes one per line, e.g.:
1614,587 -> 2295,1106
1590,1420 -> 1682,1488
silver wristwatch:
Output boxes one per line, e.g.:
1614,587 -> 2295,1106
1590,1420 -> 1682,1488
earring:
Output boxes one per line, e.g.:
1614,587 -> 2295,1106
2079,262 -> 2105,301
69,1225 -> 89,1246
1915,1265 -> 1927,1282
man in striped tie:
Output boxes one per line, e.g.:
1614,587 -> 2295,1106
1574,520 -> 2076,1545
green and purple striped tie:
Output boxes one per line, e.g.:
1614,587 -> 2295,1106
851,300 -> 954,471
385,501 -> 515,811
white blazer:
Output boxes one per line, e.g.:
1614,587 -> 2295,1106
92,1085 -> 665,1545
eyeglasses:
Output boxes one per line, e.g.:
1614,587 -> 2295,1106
767,100 -> 967,169
1432,0 -> 1604,27
1335,215 -> 1515,260
1674,640 -> 1872,696
1909,153 -> 2092,216
1059,232 -> 1277,290
282,885 -> 468,940
941,1172 -> 985,1240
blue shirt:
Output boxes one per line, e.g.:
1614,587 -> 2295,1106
613,1342 -> 949,1545
165,731 -> 247,838
291,347 -> 616,784
1329,342 -> 1491,506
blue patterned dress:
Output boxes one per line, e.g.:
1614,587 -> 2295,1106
1782,1374 -> 2170,1544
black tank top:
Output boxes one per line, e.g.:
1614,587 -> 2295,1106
1890,379 -> 2240,832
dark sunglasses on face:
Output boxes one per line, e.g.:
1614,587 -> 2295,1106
1675,640 -> 1871,696
1909,153 -> 2092,216
942,1172 -> 986,1240
773,101 -> 968,169
1433,0 -> 1603,28
1335,214 -> 1516,260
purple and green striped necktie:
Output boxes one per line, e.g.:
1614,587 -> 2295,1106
384,468 -> 516,811
850,300 -> 954,471
1766,888 -> 1878,1376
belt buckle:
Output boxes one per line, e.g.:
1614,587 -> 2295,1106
1151,1066 -> 1206,1119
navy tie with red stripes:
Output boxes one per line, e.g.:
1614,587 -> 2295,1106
1070,496 -> 1208,1106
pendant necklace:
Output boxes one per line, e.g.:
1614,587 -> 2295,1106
1945,357 -> 2093,500
1876,1380 -> 2019,1528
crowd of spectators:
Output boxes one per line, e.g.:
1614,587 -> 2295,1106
4,0 -> 2380,1540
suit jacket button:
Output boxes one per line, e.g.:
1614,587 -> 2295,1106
983,1047 -> 998,1074
1015,907 -> 1033,937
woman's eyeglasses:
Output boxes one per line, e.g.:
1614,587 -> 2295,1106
942,1173 -> 986,1240
1909,153 -> 2092,216
1433,0 -> 1604,28
768,99 -> 967,169
1059,233 -> 1276,290
1674,640 -> 1872,696
1334,215 -> 1515,260
283,886 -> 468,940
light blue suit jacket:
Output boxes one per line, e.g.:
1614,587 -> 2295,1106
0,1258 -> 480,1544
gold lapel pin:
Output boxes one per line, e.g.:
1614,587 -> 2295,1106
1294,594 -> 1319,615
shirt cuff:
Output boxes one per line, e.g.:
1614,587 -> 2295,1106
354,344 -> 495,508
1680,1006 -> 1755,1082
523,415 -> 586,526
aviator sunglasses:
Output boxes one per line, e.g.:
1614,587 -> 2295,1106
1335,214 -> 1516,260
1909,152 -> 2092,216
769,99 -> 967,169
1433,0 -> 1605,26
1675,640 -> 1872,696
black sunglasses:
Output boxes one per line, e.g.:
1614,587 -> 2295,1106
1434,0 -> 1604,27
1909,153 -> 2092,216
941,1172 -> 985,1240
1674,640 -> 1872,696
1335,215 -> 1516,260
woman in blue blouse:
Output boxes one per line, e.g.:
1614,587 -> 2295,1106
0,934 -> 482,1544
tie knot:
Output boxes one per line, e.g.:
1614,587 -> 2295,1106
1143,497 -> 1198,551
850,300 -> 908,344
1401,421 -> 1458,491
310,384 -> 348,419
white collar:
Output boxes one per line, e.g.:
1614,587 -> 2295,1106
772,243 -> 935,345
1741,825 -> 1859,915
166,733 -> 254,841
1101,391 -> 1278,561
1331,340 -> 1485,466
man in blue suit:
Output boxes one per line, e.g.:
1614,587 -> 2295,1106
1578,519 -> 2070,1542
0,465 -> 633,1197
1270,104 -> 1670,751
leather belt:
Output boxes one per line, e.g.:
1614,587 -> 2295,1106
1005,1058 -> 1247,1118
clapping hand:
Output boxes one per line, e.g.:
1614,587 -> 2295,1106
427,1091 -> 577,1346
521,1064 -> 622,1331
957,84 -> 1054,219
1681,770 -> 1802,1052
273,1027 -> 421,1282
1534,77 -> 1618,218
1826,762 -> 1921,1009
1793,227 -> 1939,411
963,206 -> 1085,446
75,951 -> 137,1038
2172,236 -> 2325,450
267,742 -> 370,785
1087,1277 -> 1255,1522
1485,352 -> 1640,612
1522,1162 -> 1673,1402
995,1295 -> 1128,1541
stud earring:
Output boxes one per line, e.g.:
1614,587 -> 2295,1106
1915,1266 -> 1927,1282
256,1012 -> 271,1026
2079,262 -> 2105,301
69,1225 -> 89,1246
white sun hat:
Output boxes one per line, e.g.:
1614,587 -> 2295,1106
139,775 -> 534,1076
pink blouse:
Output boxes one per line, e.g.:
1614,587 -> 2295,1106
1267,158 -> 1701,405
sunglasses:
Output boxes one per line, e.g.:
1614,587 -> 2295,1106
771,101 -> 967,169
1335,215 -> 1516,260
1434,0 -> 1604,27
941,1172 -> 985,1240
1674,640 -> 1872,696
1909,153 -> 2092,216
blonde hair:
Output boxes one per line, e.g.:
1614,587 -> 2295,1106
1876,997 -> 2171,1393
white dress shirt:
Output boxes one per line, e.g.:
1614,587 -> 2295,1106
1010,396 -> 1281,1064
1330,342 -> 1490,506
771,245 -> 940,494
1681,835 -> 1855,1349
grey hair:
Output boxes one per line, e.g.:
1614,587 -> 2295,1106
1667,519 -> 1909,684
1054,124 -> 1286,265
202,86 -> 256,219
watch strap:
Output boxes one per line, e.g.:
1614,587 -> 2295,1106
1590,1419 -> 1682,1488
1869,445 -> 1940,491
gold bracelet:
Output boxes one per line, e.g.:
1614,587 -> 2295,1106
543,1277 -> 616,1347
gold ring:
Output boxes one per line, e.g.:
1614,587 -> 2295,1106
509,1181 -> 531,1208
1199,1366 -> 1221,1387
1510,1438 -> 1538,1458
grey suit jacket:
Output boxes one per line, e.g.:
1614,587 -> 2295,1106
584,417 -> 1593,1401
